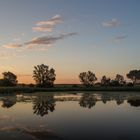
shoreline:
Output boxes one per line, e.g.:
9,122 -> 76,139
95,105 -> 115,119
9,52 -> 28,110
0,86 -> 140,93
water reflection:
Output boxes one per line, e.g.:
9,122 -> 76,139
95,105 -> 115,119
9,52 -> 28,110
33,95 -> 55,117
127,98 -> 140,107
79,93 -> 97,108
101,93 -> 112,104
0,92 -> 140,140
113,95 -> 125,105
0,92 -> 140,111
0,126 -> 62,140
1,97 -> 16,108
100,93 -> 126,105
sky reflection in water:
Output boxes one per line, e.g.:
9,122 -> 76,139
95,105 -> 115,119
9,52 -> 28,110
0,92 -> 140,140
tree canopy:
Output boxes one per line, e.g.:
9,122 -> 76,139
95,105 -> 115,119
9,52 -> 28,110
0,71 -> 18,86
101,76 -> 111,86
79,71 -> 97,87
115,74 -> 125,85
33,64 -> 56,87
126,70 -> 140,84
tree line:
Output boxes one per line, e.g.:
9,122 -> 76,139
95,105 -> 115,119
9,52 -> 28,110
79,70 -> 140,87
0,64 -> 140,87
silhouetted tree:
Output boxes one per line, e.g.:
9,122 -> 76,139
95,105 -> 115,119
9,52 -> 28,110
126,70 -> 140,84
101,76 -> 111,86
115,74 -> 125,86
110,80 -> 120,86
79,93 -> 97,108
0,71 -> 18,86
79,71 -> 97,87
33,64 -> 56,87
33,95 -> 55,116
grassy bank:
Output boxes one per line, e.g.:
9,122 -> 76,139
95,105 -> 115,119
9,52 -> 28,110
0,85 -> 140,94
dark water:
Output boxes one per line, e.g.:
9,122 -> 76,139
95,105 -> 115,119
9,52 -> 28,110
0,92 -> 140,140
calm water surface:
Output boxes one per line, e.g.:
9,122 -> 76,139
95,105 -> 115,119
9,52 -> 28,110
0,92 -> 140,140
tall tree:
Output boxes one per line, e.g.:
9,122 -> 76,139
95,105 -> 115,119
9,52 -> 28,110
115,74 -> 125,85
101,75 -> 111,86
2,71 -> 18,86
79,71 -> 97,87
126,70 -> 140,84
33,64 -> 56,87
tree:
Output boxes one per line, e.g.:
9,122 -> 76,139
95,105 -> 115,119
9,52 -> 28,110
101,75 -> 111,86
126,70 -> 140,84
115,74 -> 125,85
0,71 -> 18,86
79,71 -> 97,87
33,64 -> 56,87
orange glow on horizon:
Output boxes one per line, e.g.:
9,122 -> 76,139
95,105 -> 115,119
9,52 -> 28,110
17,75 -> 80,84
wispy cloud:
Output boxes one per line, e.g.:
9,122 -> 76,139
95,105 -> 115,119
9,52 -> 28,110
2,44 -> 22,49
2,32 -> 77,51
113,35 -> 127,42
25,32 -> 77,47
102,18 -> 120,27
2,14 -> 77,52
33,15 -> 62,32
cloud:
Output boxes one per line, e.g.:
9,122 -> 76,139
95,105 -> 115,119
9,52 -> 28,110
2,32 -> 77,52
2,43 -> 22,49
25,32 -> 77,47
102,18 -> 120,27
33,15 -> 62,32
113,35 -> 127,42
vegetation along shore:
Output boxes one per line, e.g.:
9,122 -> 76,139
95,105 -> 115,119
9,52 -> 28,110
0,64 -> 139,93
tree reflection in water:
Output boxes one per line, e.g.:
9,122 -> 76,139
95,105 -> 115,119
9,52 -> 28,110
114,95 -> 125,105
127,98 -> 140,107
101,93 -> 112,104
1,97 -> 16,108
101,93 -> 125,105
33,95 -> 55,116
79,93 -> 97,109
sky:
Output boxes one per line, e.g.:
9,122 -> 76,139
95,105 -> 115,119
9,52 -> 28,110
0,0 -> 140,84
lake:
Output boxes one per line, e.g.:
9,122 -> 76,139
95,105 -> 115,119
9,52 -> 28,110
0,92 -> 140,140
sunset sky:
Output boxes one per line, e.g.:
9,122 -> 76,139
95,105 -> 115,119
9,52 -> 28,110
0,0 -> 140,84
